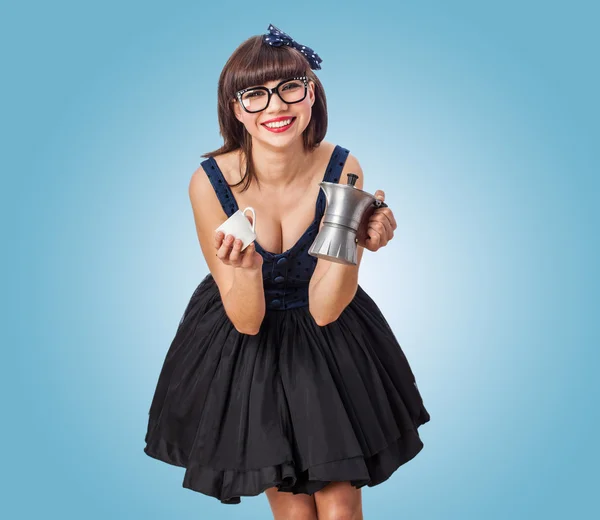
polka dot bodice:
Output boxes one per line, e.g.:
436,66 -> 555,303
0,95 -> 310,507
202,145 -> 350,311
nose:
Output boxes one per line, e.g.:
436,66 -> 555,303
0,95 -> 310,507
266,90 -> 288,112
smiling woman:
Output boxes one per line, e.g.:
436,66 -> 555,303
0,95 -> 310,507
143,23 -> 430,517
203,32 -> 328,193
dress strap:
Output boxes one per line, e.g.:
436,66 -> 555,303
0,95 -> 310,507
323,145 -> 350,183
200,157 -> 239,218
317,145 -> 351,215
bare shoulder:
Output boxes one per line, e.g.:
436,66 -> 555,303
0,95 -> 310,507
188,162 -> 228,247
188,148 -> 242,200
340,151 -> 364,190
189,162 -> 221,210
316,141 -> 364,184
189,161 -> 211,192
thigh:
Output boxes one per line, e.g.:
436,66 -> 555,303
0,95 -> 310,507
314,481 -> 363,520
265,486 -> 318,520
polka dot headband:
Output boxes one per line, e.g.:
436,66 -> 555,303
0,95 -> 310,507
263,24 -> 323,70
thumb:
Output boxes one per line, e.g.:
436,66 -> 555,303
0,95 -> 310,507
375,190 -> 385,201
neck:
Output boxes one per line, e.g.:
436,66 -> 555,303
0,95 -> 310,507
246,138 -> 311,191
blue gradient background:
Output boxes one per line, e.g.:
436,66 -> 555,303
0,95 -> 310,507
2,1 -> 598,518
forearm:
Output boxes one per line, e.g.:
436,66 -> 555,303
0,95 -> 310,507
223,268 -> 266,335
309,246 -> 365,326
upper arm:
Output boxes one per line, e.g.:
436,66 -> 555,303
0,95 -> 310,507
188,165 -> 237,299
310,153 -> 365,286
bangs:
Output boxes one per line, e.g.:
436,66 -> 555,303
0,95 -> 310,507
225,37 -> 310,95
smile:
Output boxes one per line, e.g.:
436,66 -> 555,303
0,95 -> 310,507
261,117 -> 296,133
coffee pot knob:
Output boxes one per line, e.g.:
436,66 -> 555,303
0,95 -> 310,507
346,173 -> 358,186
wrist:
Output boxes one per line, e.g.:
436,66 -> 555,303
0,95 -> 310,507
234,265 -> 263,277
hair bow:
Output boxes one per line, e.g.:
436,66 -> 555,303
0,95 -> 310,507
263,24 -> 323,70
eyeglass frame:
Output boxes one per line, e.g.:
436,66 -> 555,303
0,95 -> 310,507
235,76 -> 309,114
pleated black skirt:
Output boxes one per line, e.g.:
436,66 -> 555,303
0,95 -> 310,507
144,273 -> 430,504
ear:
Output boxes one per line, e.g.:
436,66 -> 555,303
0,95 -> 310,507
308,81 -> 316,107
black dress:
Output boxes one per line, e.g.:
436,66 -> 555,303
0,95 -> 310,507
143,145 -> 431,504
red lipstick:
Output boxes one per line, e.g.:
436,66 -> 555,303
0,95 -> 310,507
261,116 -> 296,133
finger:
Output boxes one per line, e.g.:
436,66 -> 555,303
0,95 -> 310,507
217,234 -> 235,262
365,225 -> 382,250
241,242 -> 256,268
381,207 -> 397,230
373,207 -> 396,234
214,230 -> 225,249
377,213 -> 394,241
374,190 -> 385,202
369,219 -> 391,245
229,238 -> 243,265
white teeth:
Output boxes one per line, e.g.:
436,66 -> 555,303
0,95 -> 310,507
264,118 -> 293,128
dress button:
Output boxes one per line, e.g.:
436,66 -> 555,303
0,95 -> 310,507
276,257 -> 288,265
274,275 -> 285,283
271,299 -> 281,308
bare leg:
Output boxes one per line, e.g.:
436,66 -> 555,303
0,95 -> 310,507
265,486 -> 319,520
314,481 -> 363,520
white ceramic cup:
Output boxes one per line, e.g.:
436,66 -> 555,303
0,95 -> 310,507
215,207 -> 257,251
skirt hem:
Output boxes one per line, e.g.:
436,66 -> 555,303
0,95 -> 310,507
144,426 -> 426,504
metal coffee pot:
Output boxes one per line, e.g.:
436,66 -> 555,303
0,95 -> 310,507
308,173 -> 388,265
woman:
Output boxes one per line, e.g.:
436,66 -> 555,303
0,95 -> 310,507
144,24 -> 431,519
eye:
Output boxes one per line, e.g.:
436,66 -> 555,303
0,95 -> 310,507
282,81 -> 303,91
245,90 -> 266,98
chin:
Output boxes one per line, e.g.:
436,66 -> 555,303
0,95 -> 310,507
254,131 -> 305,150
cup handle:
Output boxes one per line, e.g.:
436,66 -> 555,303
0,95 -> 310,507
242,207 -> 256,232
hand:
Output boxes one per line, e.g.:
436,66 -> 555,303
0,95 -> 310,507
214,230 -> 263,271
356,190 -> 397,252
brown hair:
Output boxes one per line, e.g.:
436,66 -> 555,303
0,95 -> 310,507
202,35 -> 328,192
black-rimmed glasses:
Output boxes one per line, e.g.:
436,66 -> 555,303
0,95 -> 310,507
235,77 -> 308,113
